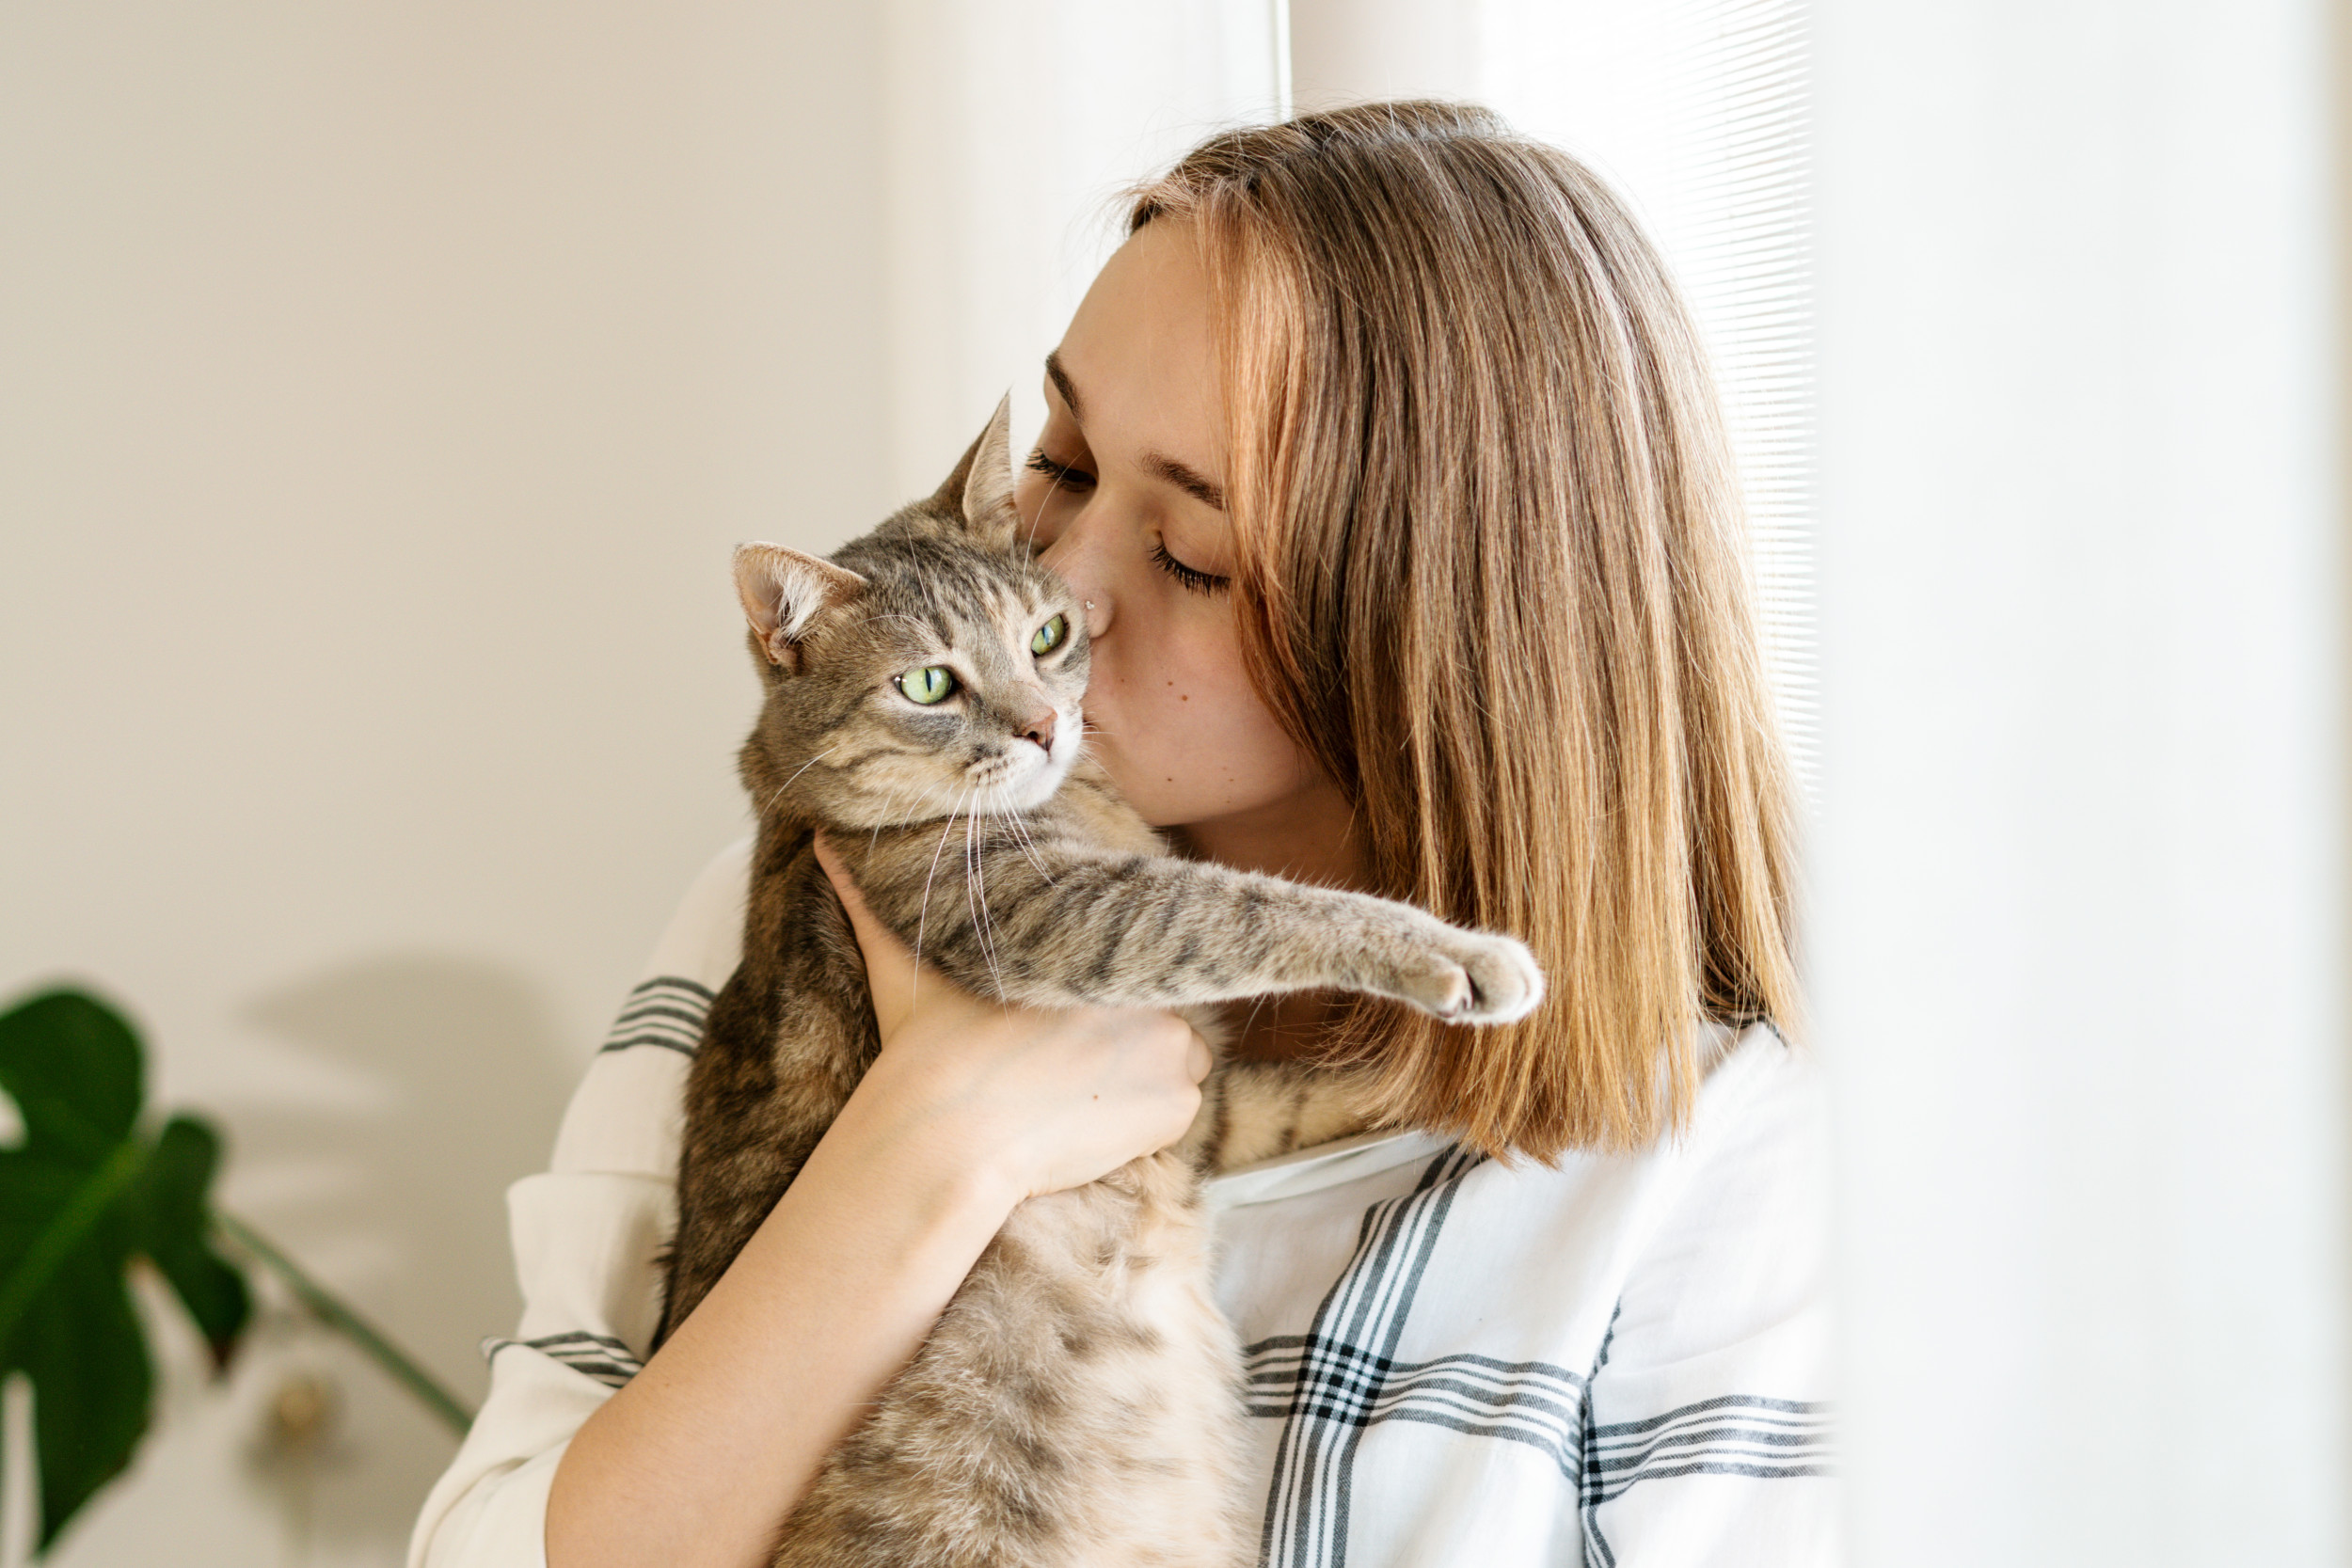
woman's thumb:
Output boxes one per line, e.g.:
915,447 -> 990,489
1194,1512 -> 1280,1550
812,832 -> 919,1027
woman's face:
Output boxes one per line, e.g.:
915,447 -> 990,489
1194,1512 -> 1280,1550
1017,220 -> 1350,871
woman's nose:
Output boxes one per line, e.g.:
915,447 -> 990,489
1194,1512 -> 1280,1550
1041,531 -> 1113,638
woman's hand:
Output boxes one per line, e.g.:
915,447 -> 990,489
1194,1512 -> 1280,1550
814,834 -> 1211,1201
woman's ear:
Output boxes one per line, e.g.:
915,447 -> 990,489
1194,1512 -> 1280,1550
926,395 -> 1019,547
733,543 -> 867,672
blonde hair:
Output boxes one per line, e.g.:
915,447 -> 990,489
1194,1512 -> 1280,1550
1131,102 -> 1801,1160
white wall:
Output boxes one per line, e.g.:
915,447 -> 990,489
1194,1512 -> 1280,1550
881,0 -> 1284,499
0,5 -> 891,1562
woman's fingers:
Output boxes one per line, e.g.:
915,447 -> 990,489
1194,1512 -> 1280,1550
1184,1028 -> 1214,1085
815,833 -> 1214,1191
813,833 -> 921,1036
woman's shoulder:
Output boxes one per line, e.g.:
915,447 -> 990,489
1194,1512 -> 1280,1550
638,834 -> 755,988
1222,1024 -> 1826,1363
1559,1021 -> 1832,1422
1471,1022 -> 1828,1307
1674,1020 -> 1828,1197
546,837 -> 752,1177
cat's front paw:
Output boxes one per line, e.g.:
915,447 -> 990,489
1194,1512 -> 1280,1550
1393,932 -> 1546,1025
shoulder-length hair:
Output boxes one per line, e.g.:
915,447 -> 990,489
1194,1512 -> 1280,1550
1130,102 -> 1801,1161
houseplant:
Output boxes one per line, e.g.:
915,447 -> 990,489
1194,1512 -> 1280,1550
0,986 -> 470,1556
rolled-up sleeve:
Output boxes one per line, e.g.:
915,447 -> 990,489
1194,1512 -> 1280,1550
406,840 -> 749,1568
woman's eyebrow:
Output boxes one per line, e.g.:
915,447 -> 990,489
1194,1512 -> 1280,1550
1044,351 -> 1084,421
1045,348 -> 1223,509
1143,454 -> 1226,512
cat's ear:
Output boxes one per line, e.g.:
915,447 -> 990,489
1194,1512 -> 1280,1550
733,543 -> 867,672
928,394 -> 1019,546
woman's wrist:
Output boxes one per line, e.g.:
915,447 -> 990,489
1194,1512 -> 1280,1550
817,1042 -> 1030,1231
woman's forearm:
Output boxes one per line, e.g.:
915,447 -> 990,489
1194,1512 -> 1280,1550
544,1070 -> 1018,1568
543,839 -> 1207,1568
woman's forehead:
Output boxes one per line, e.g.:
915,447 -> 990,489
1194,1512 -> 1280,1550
1053,222 -> 1223,474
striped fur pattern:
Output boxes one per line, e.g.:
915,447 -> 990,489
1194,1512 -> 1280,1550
661,401 -> 1544,1567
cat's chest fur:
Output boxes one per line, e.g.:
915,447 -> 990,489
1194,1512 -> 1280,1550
660,784 -> 1368,1568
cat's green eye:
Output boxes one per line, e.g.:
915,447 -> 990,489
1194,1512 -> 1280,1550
896,666 -> 957,705
1030,614 -> 1069,657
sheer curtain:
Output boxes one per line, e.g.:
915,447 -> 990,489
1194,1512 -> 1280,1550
1808,1 -> 2347,1561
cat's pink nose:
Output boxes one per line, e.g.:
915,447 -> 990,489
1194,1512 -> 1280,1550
1019,712 -> 1057,753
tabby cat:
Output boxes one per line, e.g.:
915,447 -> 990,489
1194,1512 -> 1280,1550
660,400 -> 1544,1567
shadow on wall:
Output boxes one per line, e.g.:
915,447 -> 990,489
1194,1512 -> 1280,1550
229,954 -> 577,1550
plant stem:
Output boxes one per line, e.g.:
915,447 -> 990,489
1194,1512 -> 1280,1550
212,1212 -> 474,1436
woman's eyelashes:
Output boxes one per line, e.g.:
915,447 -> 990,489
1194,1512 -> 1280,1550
1025,448 -> 1096,492
1152,540 -> 1231,595
1025,446 -> 1228,595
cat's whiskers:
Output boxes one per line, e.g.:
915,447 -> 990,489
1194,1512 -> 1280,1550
763,744 -> 845,816
1005,814 -> 1050,882
870,775 -> 958,858
960,754 -> 1057,885
963,803 -> 1009,999
910,784 -> 973,1001
996,790 -> 1055,884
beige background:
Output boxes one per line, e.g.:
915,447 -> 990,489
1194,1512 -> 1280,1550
0,4 -> 891,1562
0,4 -> 1279,1563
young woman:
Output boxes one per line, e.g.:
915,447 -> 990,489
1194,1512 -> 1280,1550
410,103 -> 1833,1568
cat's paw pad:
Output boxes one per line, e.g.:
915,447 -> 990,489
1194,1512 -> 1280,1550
1397,935 -> 1546,1025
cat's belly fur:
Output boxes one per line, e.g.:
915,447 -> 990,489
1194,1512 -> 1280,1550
773,1149 -> 1248,1568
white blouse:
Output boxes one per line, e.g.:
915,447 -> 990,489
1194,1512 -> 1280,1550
408,840 -> 1839,1567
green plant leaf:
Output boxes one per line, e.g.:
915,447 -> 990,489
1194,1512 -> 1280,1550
15,1244 -> 150,1554
0,988 -> 246,1556
0,990 -> 140,1165
129,1118 -> 249,1370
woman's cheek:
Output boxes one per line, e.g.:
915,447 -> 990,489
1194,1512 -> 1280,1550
1098,624 -> 1310,826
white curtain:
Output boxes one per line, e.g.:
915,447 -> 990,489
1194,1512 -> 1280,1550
880,0 -> 1285,500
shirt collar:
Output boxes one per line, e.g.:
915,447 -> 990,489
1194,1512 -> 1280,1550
1204,1127 -> 1455,1211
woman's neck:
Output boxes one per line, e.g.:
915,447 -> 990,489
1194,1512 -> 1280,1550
1175,768 -> 1370,888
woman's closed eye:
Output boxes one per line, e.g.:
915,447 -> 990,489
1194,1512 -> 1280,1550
1025,449 -> 1096,493
1151,540 -> 1230,595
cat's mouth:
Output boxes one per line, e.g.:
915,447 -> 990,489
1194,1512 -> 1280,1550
967,724 -> 1082,814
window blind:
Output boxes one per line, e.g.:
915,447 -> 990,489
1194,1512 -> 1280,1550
1472,0 -> 1816,784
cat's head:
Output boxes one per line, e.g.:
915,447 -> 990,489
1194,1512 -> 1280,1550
733,398 -> 1089,830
